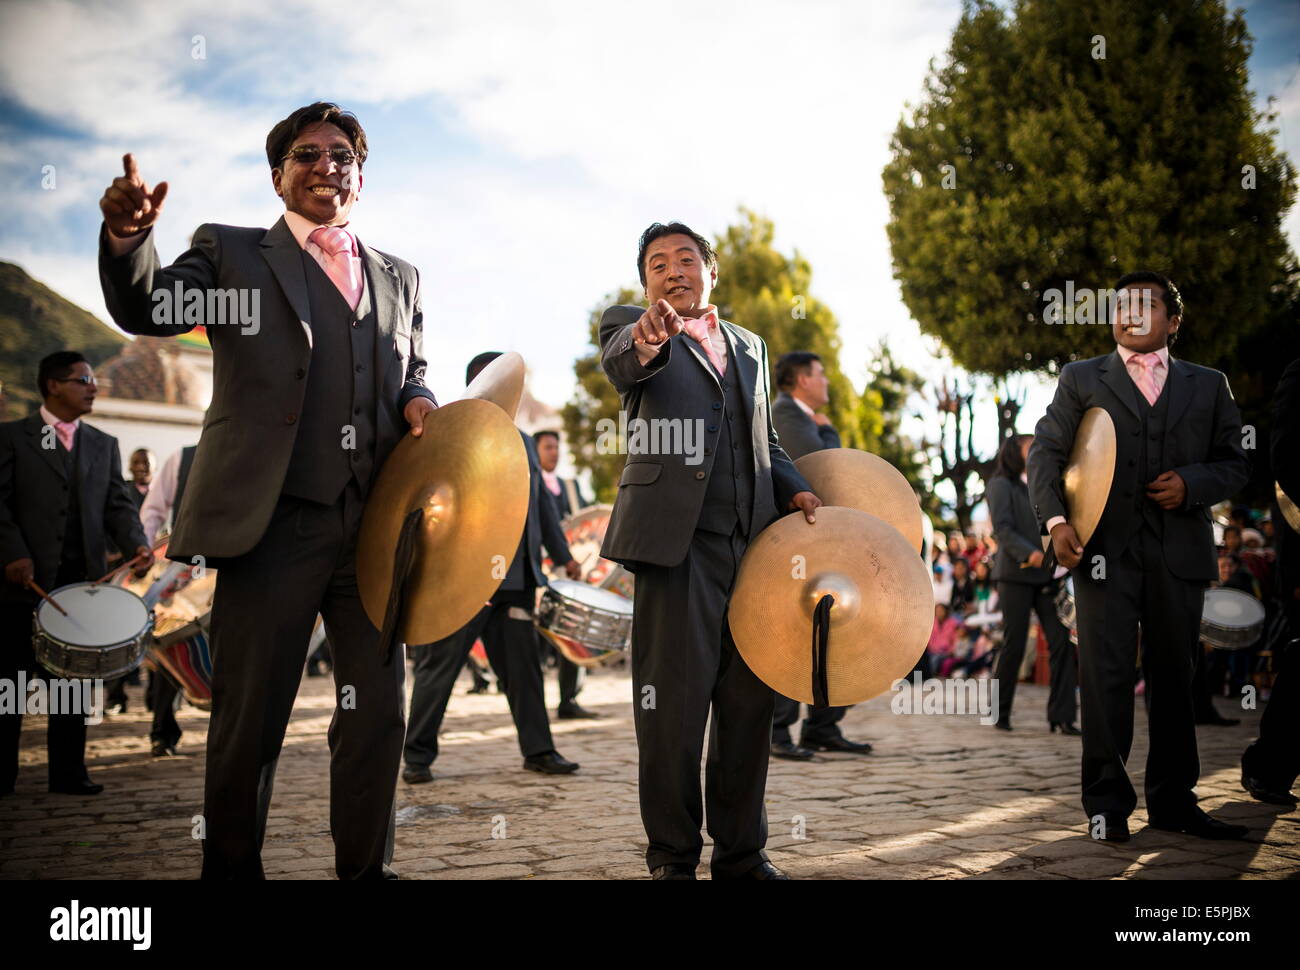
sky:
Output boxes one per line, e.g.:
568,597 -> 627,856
1,0 -> 1297,511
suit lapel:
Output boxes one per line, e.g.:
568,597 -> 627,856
76,426 -> 100,503
23,413 -> 65,481
358,239 -> 401,387
259,216 -> 313,350
680,332 -> 721,388
1099,350 -> 1141,420
1165,357 -> 1194,428
724,323 -> 761,404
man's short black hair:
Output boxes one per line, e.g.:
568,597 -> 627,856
1114,271 -> 1184,343
637,222 -> 717,287
37,351 -> 87,399
774,351 -> 822,391
266,102 -> 368,170
466,352 -> 503,386
1223,525 -> 1241,538
534,430 -> 560,444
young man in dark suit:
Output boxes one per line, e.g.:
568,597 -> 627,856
600,222 -> 821,880
97,102 -> 436,879
1028,271 -> 1252,843
768,351 -> 872,759
1,352 -> 151,796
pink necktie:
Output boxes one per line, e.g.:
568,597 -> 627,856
1131,353 -> 1161,405
54,421 -> 76,452
308,226 -> 362,310
681,309 -> 727,376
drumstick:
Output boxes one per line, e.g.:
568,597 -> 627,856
26,580 -> 68,617
93,537 -> 166,584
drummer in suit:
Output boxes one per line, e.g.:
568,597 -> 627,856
534,429 -> 599,720
600,222 -> 821,880
1241,355 -> 1300,804
1028,271 -> 1251,842
987,433 -> 1078,733
402,354 -> 584,784
767,351 -> 872,759
0,352 -> 152,796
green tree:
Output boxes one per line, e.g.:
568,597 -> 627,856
564,210 -> 876,499
883,0 -> 1297,496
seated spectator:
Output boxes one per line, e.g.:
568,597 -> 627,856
927,604 -> 964,677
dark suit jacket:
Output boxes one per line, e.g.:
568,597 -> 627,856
1027,350 -> 1251,582
771,391 -> 841,461
598,305 -> 810,568
986,475 -> 1050,585
499,432 -> 573,593
0,414 -> 146,603
1272,357 -> 1300,597
544,477 -> 587,522
98,218 -> 436,561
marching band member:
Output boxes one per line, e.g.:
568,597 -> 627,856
1028,271 -> 1251,842
599,222 -> 821,880
98,102 -> 437,879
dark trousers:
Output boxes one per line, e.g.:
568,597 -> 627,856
1,591 -> 92,791
631,526 -> 772,877
557,651 -> 583,707
1073,524 -> 1204,823
405,588 -> 555,768
201,484 -> 405,880
147,670 -> 181,747
993,580 -> 1078,724
771,695 -> 847,745
1242,602 -> 1300,790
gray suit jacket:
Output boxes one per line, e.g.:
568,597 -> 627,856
598,305 -> 810,569
1027,350 -> 1250,582
771,391 -> 840,461
985,475 -> 1050,585
98,218 -> 436,561
0,413 -> 146,603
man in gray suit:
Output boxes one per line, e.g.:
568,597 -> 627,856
600,222 -> 821,880
768,351 -> 872,759
97,102 -> 437,879
1,352 -> 151,796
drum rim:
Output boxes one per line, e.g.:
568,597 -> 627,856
32,582 -> 153,646
31,612 -> 155,654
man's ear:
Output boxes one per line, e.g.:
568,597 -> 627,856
710,264 -> 718,287
271,167 -> 284,200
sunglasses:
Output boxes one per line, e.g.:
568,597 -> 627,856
54,375 -> 97,387
282,147 -> 359,167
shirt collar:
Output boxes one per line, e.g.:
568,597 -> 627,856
284,210 -> 354,253
39,405 -> 79,430
541,469 -> 562,495
791,394 -> 816,418
1117,344 -> 1169,369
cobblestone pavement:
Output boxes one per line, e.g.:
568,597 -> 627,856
3,664 -> 1297,880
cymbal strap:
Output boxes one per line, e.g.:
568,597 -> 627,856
811,594 -> 833,707
379,506 -> 424,664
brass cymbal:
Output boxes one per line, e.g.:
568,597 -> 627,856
357,398 -> 530,644
729,506 -> 934,706
1278,481 -> 1300,534
462,351 -> 525,419
1064,407 -> 1116,547
794,448 -> 923,552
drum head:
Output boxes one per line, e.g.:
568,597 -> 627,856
1203,587 -> 1265,628
547,579 -> 632,614
37,583 -> 150,646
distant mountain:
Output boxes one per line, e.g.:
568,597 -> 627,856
0,261 -> 127,418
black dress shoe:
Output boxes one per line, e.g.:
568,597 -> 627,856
1149,807 -> 1249,840
381,864 -> 400,880
49,779 -> 104,796
1092,816 -> 1130,843
770,740 -> 814,761
150,740 -> 177,757
1050,722 -> 1082,736
524,751 -> 579,774
802,735 -> 873,754
1241,772 -> 1298,806
557,702 -> 601,720
716,861 -> 790,880
650,863 -> 697,880
402,765 -> 434,784
1195,712 -> 1241,726
994,717 -> 1012,731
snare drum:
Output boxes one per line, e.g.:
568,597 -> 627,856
535,579 -> 633,667
1200,587 -> 1265,650
1054,577 -> 1078,646
32,582 -> 154,680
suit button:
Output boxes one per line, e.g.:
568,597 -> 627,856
351,320 -> 361,329
704,448 -> 712,456
295,368 -> 306,379
708,425 -> 717,433
712,402 -> 722,410
355,364 -> 364,373
285,414 -> 297,425
695,471 -> 706,480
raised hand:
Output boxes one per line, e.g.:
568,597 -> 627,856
99,153 -> 168,237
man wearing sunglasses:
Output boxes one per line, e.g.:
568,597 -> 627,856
97,102 -> 437,880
